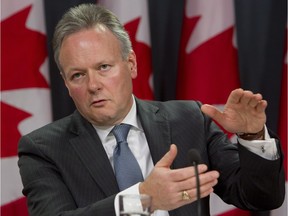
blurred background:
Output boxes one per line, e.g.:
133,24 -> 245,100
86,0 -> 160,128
1,0 -> 287,215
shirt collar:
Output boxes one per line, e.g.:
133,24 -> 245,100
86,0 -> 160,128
92,96 -> 142,142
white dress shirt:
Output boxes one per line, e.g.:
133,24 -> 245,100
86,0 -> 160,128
93,96 -> 279,216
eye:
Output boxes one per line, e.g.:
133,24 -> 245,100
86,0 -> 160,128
70,72 -> 84,80
99,64 -> 111,71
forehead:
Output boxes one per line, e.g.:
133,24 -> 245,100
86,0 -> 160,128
64,24 -> 117,44
59,25 -> 123,69
60,25 -> 122,54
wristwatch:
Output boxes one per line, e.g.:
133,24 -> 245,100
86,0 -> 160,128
236,127 -> 265,140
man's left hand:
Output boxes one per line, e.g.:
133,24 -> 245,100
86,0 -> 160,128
201,88 -> 267,134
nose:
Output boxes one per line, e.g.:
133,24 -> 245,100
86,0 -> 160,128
87,71 -> 102,93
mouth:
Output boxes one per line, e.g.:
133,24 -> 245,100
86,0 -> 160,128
91,99 -> 107,107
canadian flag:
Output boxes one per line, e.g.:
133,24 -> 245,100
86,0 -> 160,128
176,0 -> 251,215
1,0 -> 52,215
98,0 -> 154,100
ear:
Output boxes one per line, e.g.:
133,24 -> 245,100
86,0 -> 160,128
127,50 -> 137,79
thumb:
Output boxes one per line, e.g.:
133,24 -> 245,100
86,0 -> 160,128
201,104 -> 222,122
155,144 -> 177,168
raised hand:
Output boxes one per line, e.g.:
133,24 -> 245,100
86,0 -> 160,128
201,88 -> 267,134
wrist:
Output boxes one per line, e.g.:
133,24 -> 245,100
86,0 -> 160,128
236,127 -> 265,140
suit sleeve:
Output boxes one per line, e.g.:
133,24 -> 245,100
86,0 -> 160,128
206,116 -> 285,210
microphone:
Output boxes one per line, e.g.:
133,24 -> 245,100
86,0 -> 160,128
187,149 -> 201,216
187,149 -> 201,165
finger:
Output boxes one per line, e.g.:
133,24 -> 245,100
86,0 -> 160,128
199,179 -> 217,198
180,178 -> 218,203
200,187 -> 214,199
256,100 -> 268,113
248,93 -> 263,107
226,88 -> 244,104
201,104 -> 222,121
177,170 -> 219,192
186,178 -> 218,200
239,90 -> 254,105
199,170 -> 220,185
155,144 -> 177,168
171,164 -> 208,182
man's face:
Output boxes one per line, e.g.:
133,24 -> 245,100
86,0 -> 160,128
59,25 -> 137,126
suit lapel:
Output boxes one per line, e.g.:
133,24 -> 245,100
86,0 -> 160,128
69,111 -> 119,196
136,99 -> 172,165
136,100 -> 196,216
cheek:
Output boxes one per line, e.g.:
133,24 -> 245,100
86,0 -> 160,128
109,72 -> 131,90
108,77 -> 132,101
67,85 -> 85,100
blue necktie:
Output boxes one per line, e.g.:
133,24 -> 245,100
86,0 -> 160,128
112,124 -> 144,191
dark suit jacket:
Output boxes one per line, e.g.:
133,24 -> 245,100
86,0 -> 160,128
18,99 -> 285,216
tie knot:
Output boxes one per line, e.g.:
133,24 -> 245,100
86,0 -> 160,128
112,124 -> 131,143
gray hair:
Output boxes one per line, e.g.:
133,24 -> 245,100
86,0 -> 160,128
52,3 -> 132,71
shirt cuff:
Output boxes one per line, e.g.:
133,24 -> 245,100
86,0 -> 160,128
238,126 -> 279,160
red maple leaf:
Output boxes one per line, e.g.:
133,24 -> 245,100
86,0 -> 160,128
1,6 -> 49,91
176,15 -> 240,105
1,102 -> 31,157
124,18 -> 154,100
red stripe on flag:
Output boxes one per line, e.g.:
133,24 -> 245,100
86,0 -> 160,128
218,208 -> 251,216
1,1 -> 52,215
1,198 -> 29,216
278,36 -> 287,179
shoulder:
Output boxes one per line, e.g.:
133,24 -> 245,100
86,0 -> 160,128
19,111 -> 81,147
137,98 -> 203,113
17,111 -> 87,157
136,98 -> 205,122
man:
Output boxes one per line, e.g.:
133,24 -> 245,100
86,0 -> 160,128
18,3 -> 285,216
